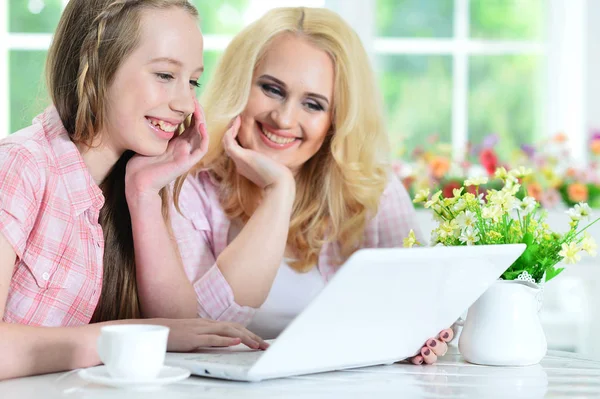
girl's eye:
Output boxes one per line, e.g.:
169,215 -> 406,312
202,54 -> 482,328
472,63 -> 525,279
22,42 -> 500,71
190,80 -> 201,88
156,73 -> 174,81
262,84 -> 283,97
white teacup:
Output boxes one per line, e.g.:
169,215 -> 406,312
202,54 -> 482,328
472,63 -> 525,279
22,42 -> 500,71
97,324 -> 169,380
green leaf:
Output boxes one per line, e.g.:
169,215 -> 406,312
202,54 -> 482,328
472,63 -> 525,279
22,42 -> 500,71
502,270 -> 524,280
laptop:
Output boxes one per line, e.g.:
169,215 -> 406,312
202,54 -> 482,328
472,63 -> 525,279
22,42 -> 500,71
166,244 -> 526,382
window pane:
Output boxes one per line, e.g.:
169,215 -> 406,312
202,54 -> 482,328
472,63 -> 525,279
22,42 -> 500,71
377,56 -> 452,158
193,0 -> 249,35
470,0 -> 545,40
198,51 -> 222,95
9,51 -> 50,134
468,55 -> 543,162
376,0 -> 453,38
9,0 -> 63,33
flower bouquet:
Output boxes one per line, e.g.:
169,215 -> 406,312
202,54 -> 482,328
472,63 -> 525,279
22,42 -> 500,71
407,167 -> 598,283
405,167 -> 599,366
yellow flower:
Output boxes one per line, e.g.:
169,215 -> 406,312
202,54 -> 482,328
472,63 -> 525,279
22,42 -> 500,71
482,205 -> 503,222
413,188 -> 430,204
488,231 -> 503,241
504,183 -> 521,196
569,220 -> 579,230
403,229 -> 421,248
439,220 -> 459,238
559,242 -> 581,264
443,197 -> 457,208
509,167 -> 533,179
494,167 -> 509,180
488,190 -> 517,212
465,177 -> 488,186
424,191 -> 442,209
581,233 -> 598,257
453,187 -> 464,198
452,198 -> 467,212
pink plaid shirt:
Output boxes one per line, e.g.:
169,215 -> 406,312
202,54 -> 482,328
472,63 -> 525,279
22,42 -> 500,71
170,171 -> 422,326
0,107 -> 104,326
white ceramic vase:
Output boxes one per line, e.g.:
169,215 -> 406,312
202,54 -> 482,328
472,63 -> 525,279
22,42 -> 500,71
458,279 -> 547,366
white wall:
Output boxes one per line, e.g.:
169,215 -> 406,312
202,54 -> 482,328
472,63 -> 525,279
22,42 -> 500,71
587,0 -> 600,140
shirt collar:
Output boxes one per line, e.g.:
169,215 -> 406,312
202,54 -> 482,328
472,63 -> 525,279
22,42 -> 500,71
38,107 -> 105,216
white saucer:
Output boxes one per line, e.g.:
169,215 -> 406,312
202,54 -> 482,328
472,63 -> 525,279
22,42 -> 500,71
78,365 -> 191,389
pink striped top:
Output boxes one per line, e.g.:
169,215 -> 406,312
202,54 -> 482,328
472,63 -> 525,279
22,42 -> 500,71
170,171 -> 422,326
0,107 -> 104,326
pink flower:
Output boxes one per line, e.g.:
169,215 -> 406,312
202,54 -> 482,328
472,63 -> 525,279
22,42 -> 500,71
540,189 -> 561,209
392,161 -> 403,176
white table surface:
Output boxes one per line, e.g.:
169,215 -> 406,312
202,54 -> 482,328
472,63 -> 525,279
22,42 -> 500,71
2,347 -> 600,399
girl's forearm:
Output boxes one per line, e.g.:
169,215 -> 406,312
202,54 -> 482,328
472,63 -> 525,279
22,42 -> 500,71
0,322 -> 100,381
129,194 -> 197,319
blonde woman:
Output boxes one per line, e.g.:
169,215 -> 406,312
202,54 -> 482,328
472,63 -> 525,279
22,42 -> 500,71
0,0 -> 267,381
135,7 -> 452,365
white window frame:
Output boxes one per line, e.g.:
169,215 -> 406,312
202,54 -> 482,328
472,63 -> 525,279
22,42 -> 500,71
0,0 -> 591,167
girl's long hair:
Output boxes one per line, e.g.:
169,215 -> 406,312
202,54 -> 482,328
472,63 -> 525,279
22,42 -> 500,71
46,0 -> 198,321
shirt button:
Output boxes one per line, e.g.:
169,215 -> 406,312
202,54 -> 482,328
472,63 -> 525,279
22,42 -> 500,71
42,272 -> 50,281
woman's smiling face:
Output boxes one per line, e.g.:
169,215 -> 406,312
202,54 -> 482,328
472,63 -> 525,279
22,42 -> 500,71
236,33 -> 335,173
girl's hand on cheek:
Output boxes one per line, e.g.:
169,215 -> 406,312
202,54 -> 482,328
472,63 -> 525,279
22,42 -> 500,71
125,98 -> 209,201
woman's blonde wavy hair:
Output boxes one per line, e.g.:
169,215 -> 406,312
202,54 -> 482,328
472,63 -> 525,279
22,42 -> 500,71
175,7 -> 390,272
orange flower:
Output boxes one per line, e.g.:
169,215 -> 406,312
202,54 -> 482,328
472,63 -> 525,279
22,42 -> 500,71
527,182 -> 543,200
592,139 -> 600,156
429,157 -> 450,179
567,183 -> 589,203
553,132 -> 568,143
402,176 -> 415,190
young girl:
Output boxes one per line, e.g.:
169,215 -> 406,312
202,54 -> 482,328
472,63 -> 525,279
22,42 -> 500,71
0,0 -> 265,381
133,7 -> 452,366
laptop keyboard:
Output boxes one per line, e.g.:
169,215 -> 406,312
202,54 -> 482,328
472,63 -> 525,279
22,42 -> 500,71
185,350 -> 264,367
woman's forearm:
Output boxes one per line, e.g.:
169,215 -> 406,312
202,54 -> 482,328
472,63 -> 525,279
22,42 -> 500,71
217,179 -> 296,308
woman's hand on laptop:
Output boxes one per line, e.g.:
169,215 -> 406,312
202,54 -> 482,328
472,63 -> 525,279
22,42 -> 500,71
156,318 -> 269,352
410,328 -> 454,365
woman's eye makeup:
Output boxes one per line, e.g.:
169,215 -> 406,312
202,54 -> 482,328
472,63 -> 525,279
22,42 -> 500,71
305,101 -> 324,111
190,80 -> 201,88
260,82 -> 327,112
261,83 -> 284,96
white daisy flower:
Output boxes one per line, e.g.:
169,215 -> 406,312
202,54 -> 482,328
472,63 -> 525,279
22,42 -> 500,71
459,227 -> 480,246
